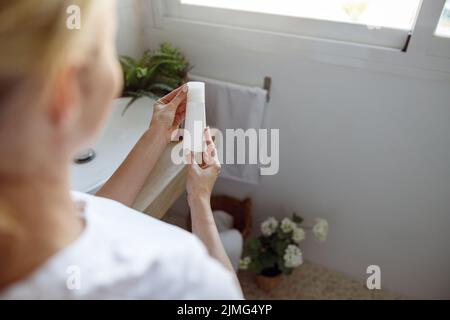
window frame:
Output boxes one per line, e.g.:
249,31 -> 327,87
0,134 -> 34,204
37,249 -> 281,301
428,1 -> 450,58
164,0 -> 419,50
144,0 -> 450,78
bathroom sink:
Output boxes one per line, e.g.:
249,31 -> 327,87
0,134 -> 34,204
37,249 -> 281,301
70,97 -> 154,193
70,97 -> 188,219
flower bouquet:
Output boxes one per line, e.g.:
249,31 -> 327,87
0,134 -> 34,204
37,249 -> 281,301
239,213 -> 329,291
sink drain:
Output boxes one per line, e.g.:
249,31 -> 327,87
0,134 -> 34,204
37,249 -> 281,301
74,148 -> 96,164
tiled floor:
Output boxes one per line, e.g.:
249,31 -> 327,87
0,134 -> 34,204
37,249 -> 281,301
238,261 -> 402,300
163,210 -> 403,300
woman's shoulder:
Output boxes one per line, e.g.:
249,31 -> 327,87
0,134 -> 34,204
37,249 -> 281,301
69,192 -> 240,299
1,192 -> 239,299
72,191 -> 200,254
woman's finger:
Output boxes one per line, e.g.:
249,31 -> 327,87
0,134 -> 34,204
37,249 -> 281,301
184,149 -> 192,164
204,127 -> 214,145
176,100 -> 187,114
190,152 -> 204,174
166,86 -> 188,112
172,113 -> 185,130
205,139 -> 215,160
157,85 -> 187,105
201,151 -> 212,167
204,127 -> 220,162
175,101 -> 187,119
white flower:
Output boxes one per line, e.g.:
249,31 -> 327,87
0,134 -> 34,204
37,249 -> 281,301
280,218 -> 295,233
292,226 -> 305,244
312,218 -> 329,242
283,245 -> 303,268
239,256 -> 251,270
261,217 -> 278,237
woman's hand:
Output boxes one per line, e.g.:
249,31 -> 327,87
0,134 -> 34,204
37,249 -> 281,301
149,85 -> 188,144
186,129 -> 242,294
186,128 -> 221,206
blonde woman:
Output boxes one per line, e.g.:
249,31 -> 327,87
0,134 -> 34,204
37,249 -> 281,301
0,0 -> 242,299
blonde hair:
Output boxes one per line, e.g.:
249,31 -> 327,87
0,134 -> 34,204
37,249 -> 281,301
0,0 -> 103,100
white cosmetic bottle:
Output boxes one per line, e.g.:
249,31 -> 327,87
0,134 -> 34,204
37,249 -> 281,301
183,82 -> 206,163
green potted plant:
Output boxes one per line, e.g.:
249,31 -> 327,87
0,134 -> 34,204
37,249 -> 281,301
118,42 -> 191,114
239,214 -> 329,291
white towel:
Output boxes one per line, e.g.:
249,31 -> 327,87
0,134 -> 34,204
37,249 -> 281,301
190,75 -> 268,184
219,229 -> 243,271
213,210 -> 235,232
212,210 -> 243,271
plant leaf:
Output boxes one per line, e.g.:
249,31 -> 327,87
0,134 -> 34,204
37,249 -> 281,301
148,83 -> 176,92
119,43 -> 191,111
136,67 -> 149,79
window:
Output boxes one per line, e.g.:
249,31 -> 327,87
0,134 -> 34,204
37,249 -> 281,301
163,0 -> 424,49
149,0 -> 450,74
428,0 -> 450,59
181,0 -> 421,30
435,0 -> 450,38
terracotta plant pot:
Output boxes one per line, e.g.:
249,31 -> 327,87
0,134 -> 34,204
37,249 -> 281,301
255,274 -> 283,292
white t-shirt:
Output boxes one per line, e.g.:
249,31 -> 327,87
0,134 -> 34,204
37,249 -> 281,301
0,191 -> 242,300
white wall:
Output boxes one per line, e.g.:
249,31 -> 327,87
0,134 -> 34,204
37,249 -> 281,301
116,0 -> 144,57
117,1 -> 450,299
